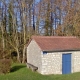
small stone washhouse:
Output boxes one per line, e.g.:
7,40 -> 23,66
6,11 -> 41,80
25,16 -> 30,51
27,36 -> 80,75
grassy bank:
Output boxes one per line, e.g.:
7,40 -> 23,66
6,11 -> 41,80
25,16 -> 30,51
0,63 -> 80,80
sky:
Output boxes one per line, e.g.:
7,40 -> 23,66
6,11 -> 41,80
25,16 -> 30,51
36,0 -> 40,3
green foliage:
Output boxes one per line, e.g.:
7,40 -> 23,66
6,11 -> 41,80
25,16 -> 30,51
0,59 -> 11,74
44,20 -> 50,36
11,51 -> 17,63
0,64 -> 80,80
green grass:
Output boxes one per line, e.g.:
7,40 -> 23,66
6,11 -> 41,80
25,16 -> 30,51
0,63 -> 80,80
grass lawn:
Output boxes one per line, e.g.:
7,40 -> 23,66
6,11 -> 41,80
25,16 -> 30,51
0,63 -> 80,80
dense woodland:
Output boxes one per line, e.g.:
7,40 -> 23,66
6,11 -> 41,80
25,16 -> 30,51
0,0 -> 80,63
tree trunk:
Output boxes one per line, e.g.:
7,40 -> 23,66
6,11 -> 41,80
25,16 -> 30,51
16,48 -> 21,63
1,24 -> 5,51
22,45 -> 26,63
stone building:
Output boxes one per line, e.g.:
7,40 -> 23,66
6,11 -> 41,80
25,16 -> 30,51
27,36 -> 80,75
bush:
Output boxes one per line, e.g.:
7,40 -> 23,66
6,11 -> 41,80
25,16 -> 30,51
0,59 -> 11,74
11,51 -> 17,62
0,49 -> 11,59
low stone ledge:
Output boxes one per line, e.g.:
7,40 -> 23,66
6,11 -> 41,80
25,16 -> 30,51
26,63 -> 38,71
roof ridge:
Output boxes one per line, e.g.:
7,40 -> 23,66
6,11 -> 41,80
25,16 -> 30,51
32,36 -> 77,39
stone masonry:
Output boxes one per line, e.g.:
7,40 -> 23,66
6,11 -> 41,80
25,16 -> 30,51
41,51 -> 80,75
27,40 -> 42,73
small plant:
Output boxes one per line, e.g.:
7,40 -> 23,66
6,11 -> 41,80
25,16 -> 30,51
0,59 -> 11,74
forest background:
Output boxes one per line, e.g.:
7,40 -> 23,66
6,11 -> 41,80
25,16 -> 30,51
0,0 -> 80,63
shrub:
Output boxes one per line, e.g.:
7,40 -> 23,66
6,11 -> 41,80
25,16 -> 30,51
0,49 -> 11,59
0,59 -> 11,74
11,51 -> 17,62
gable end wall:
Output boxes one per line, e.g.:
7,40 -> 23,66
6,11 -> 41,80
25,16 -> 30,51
27,40 -> 42,73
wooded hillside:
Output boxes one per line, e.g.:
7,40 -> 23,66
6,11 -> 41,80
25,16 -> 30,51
0,0 -> 80,63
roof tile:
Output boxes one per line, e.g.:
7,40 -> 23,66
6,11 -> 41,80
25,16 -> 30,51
31,36 -> 80,51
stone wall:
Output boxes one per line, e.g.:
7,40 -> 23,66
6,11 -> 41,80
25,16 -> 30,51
41,51 -> 80,75
72,51 -> 80,73
41,52 -> 62,74
27,40 -> 42,73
